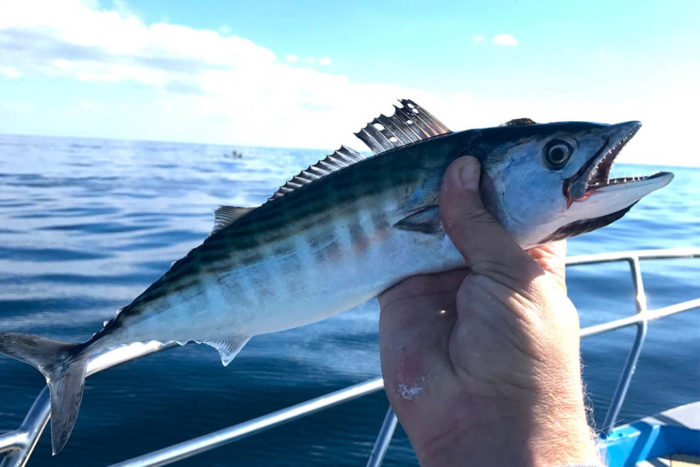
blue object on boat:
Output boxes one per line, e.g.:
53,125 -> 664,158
600,401 -> 700,466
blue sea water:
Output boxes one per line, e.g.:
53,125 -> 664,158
0,133 -> 697,466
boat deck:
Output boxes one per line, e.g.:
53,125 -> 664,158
639,454 -> 700,466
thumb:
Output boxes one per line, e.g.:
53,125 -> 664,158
439,156 -> 540,281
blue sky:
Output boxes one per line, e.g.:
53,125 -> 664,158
1,0 -> 698,165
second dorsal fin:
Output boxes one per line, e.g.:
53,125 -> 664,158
354,99 -> 451,154
268,146 -> 364,201
502,118 -> 537,127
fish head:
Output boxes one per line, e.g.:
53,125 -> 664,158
477,121 -> 673,248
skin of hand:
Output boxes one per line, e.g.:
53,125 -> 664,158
378,156 -> 598,466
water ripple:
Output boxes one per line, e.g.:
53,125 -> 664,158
0,246 -> 112,261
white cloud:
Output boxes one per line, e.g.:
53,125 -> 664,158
0,65 -> 22,78
0,0 -> 431,148
493,34 -> 517,46
0,1 -> 276,87
0,1 -> 697,168
0,1 -> 525,149
472,34 -> 485,43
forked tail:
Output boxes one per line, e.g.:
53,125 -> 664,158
0,332 -> 88,455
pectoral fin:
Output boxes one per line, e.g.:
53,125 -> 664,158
394,205 -> 443,234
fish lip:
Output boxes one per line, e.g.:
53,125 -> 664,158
564,121 -> 643,207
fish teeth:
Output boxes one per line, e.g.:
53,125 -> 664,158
589,173 -> 654,188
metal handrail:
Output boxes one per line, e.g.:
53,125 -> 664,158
366,408 -> 398,467
1,248 -> 698,466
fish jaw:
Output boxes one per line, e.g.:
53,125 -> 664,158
567,171 -> 673,216
542,168 -> 673,243
564,121 -> 643,203
562,121 -> 673,210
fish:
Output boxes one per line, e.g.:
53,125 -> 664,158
0,100 -> 673,454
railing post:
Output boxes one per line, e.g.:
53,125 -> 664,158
366,407 -> 398,467
601,256 -> 649,434
0,387 -> 51,467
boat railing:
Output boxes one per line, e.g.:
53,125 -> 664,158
1,247 -> 699,467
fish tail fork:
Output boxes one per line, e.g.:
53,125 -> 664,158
0,331 -> 88,455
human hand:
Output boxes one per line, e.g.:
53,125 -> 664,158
379,156 -> 598,466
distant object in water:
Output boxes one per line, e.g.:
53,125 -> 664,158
225,149 -> 243,159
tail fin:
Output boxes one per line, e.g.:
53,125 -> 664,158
0,332 -> 88,455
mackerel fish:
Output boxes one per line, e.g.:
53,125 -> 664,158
0,100 -> 674,454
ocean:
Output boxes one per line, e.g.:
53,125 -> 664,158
0,133 -> 697,466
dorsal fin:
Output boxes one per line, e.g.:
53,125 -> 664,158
502,118 -> 537,127
265,99 -> 448,203
268,146 -> 364,201
211,206 -> 255,234
354,99 -> 451,154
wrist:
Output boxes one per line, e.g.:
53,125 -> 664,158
529,399 -> 600,466
413,386 -> 597,466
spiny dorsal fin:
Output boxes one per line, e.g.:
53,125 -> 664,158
354,99 -> 451,154
266,99 -> 448,203
268,146 -> 364,201
502,118 -> 537,127
211,206 -> 255,235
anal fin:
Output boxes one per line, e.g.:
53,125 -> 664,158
205,337 -> 250,366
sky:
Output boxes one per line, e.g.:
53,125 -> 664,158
0,0 -> 699,166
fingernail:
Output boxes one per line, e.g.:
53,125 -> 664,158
458,157 -> 480,190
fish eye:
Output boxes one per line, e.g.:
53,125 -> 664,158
544,140 -> 573,169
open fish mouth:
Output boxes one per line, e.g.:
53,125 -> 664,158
544,120 -> 673,243
565,121 -> 673,208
